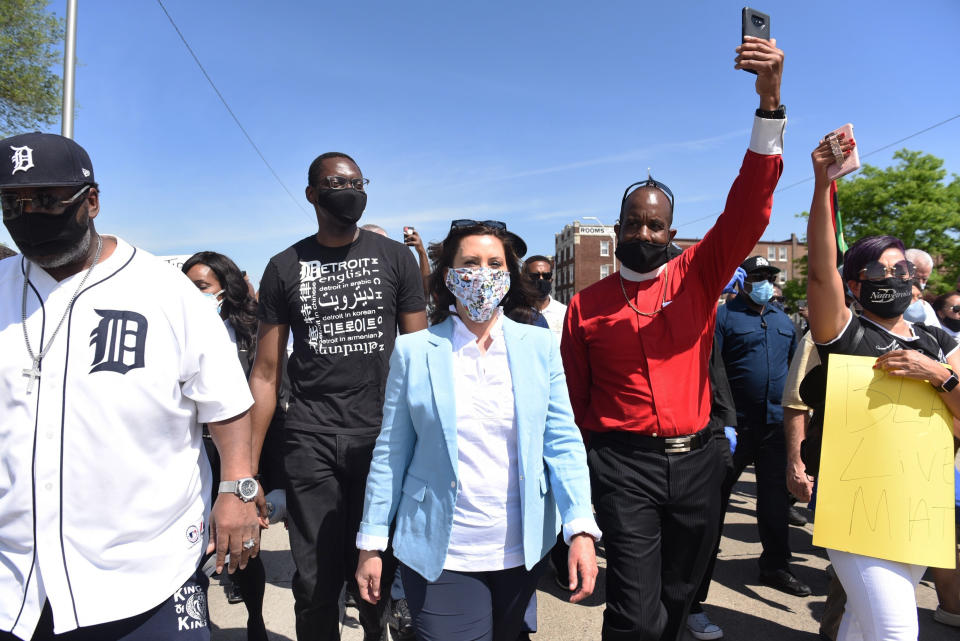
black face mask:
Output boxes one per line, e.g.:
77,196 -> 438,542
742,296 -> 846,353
531,278 -> 552,298
314,188 -> 367,225
3,198 -> 89,258
857,278 -> 913,318
615,239 -> 670,274
941,316 -> 960,333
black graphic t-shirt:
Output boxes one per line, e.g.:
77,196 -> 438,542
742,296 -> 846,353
258,230 -> 425,433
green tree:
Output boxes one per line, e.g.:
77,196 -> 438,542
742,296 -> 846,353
800,149 -> 960,295
0,0 -> 63,136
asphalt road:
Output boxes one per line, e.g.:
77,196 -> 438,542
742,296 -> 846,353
207,467 -> 956,640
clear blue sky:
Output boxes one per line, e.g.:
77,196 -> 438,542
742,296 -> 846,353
4,0 -> 959,283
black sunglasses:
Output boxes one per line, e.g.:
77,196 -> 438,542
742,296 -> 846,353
527,272 -> 553,280
450,219 -> 508,231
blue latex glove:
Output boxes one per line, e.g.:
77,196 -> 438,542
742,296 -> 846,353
723,426 -> 737,454
722,267 -> 746,295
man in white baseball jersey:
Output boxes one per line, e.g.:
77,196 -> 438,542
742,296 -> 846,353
0,133 -> 261,641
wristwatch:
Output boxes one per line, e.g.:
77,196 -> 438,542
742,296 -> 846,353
219,477 -> 259,502
937,371 -> 959,393
755,105 -> 786,119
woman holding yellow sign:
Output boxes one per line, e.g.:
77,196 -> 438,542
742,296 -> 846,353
805,132 -> 960,641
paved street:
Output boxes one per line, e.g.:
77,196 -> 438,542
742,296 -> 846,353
208,468 -> 955,640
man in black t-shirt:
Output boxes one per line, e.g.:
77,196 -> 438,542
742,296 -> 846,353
249,152 -> 427,641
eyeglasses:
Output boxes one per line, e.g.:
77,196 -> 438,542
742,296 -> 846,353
858,260 -> 916,282
621,176 -> 675,210
449,219 -> 508,231
770,296 -> 784,304
316,175 -> 369,191
949,305 -> 960,314
527,272 -> 553,281
745,274 -> 776,284
1,185 -> 91,221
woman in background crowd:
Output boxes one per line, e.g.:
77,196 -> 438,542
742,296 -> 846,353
184,251 -> 283,641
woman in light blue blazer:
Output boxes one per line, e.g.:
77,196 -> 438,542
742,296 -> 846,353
355,220 -> 599,641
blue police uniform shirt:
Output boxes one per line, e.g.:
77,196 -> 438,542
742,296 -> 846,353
715,296 -> 797,425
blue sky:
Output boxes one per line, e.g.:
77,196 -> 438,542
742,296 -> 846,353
4,0 -> 959,283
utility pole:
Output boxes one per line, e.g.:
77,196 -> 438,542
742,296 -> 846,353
61,0 -> 78,138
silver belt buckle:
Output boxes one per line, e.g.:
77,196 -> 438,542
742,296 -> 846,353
663,436 -> 692,454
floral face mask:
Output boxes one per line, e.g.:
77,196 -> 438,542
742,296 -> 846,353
445,266 -> 511,322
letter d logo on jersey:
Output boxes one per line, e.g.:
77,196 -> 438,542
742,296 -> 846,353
89,309 -> 148,374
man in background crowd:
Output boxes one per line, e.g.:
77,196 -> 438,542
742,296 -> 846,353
524,255 -> 566,341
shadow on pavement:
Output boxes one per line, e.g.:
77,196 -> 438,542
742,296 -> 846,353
210,622 -> 295,641
709,554 -> 829,613
708,603 -> 822,641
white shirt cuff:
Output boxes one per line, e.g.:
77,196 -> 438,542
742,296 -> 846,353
563,518 -> 603,545
356,532 -> 389,552
749,115 -> 786,156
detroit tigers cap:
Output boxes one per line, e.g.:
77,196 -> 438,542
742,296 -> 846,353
740,255 -> 780,276
0,132 -> 95,189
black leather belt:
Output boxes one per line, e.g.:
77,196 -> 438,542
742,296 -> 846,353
593,426 -> 712,455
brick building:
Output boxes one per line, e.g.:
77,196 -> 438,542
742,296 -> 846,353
553,220 -> 805,303
553,222 -> 618,304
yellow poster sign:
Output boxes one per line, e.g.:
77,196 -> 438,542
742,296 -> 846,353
812,354 -> 956,568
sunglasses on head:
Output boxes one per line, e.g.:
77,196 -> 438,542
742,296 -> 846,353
450,219 -> 508,231
621,176 -> 675,210
858,260 -> 916,283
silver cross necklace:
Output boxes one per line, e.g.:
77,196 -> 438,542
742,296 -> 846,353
20,235 -> 104,394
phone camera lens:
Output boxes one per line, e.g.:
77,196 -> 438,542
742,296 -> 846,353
751,15 -> 765,28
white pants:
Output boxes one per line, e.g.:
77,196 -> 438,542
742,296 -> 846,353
827,548 -> 926,641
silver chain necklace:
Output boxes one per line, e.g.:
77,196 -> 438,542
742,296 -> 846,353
21,234 -> 104,394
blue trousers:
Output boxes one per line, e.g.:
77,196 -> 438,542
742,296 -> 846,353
400,557 -> 547,641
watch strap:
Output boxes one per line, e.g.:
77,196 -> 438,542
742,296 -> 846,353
755,105 -> 786,119
218,480 -> 238,494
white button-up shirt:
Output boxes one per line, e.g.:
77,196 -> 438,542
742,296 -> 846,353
444,311 -> 524,571
0,237 -> 253,637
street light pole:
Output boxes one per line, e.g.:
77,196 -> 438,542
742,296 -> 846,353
60,0 -> 78,139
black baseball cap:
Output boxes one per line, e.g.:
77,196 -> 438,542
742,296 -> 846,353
0,132 -> 95,189
740,255 -> 781,277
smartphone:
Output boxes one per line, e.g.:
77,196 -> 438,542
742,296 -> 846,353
741,7 -> 771,75
825,123 -> 861,181
403,226 -> 415,242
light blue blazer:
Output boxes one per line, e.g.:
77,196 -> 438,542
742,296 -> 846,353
358,315 -> 594,582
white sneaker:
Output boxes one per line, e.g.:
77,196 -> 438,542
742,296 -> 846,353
686,611 -> 723,640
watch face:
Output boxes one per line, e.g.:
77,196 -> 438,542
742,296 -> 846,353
239,479 -> 258,498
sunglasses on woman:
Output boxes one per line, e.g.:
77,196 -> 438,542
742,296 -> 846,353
858,260 -> 915,283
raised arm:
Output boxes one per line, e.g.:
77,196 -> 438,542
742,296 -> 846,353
806,136 -> 856,343
687,38 -> 786,296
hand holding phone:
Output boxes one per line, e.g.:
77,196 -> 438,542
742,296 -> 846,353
741,8 -> 771,75
825,124 -> 860,181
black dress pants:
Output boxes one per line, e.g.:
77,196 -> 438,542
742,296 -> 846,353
693,429 -> 738,608
284,429 -> 397,641
589,431 -> 720,641
722,422 -> 791,572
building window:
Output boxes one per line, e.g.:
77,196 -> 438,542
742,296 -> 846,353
767,247 -> 776,261
600,264 -> 610,278
778,272 -> 787,285
600,240 -> 610,257
779,246 -> 787,261
568,265 -> 573,283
